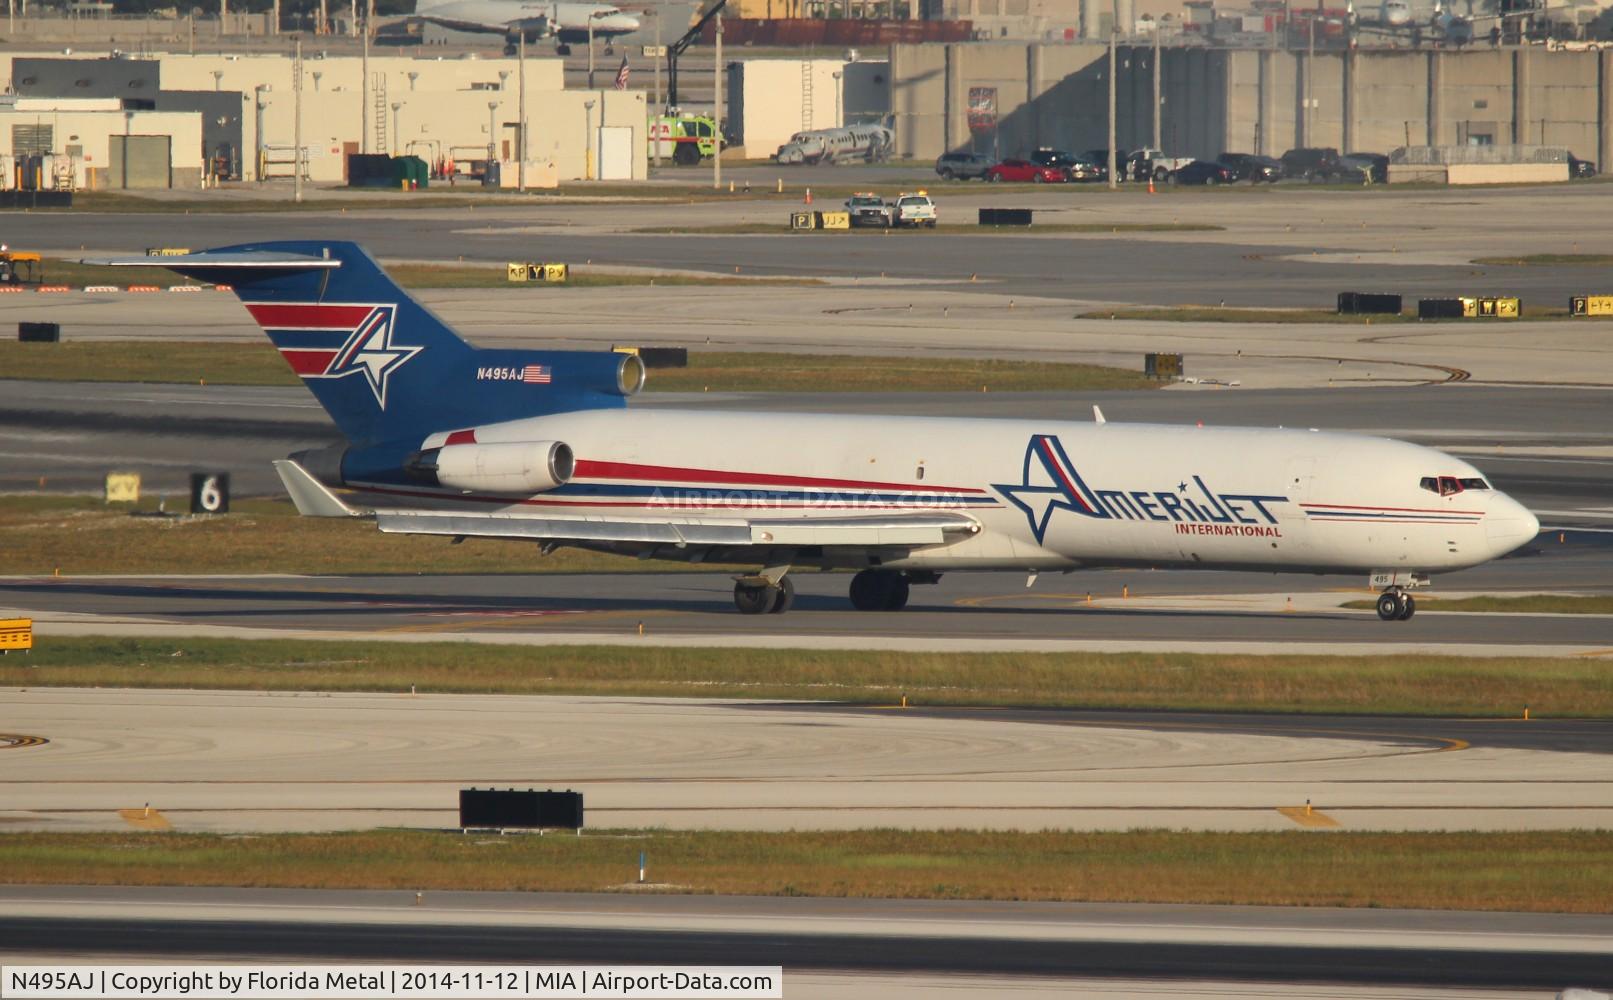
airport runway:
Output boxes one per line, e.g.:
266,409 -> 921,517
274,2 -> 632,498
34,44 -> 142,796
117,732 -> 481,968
2,886 -> 1611,991
5,548 -> 1613,655
12,184 -> 1613,306
3,689 -> 1610,834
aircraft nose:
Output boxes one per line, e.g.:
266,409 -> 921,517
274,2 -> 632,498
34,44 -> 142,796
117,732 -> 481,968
614,13 -> 640,30
1484,494 -> 1540,556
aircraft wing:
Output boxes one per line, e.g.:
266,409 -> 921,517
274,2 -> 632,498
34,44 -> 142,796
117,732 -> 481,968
274,460 -> 979,551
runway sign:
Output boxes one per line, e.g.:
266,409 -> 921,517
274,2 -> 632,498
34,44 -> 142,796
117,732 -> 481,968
459,788 -> 584,831
1570,295 -> 1613,316
104,472 -> 140,504
0,617 -> 32,653
190,472 -> 230,515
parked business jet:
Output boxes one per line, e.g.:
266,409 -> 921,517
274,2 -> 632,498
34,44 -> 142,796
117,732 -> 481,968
774,126 -> 894,166
102,242 -> 1539,620
408,0 -> 640,50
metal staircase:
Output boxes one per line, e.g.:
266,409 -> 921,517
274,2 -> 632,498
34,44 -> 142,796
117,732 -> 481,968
800,60 -> 813,131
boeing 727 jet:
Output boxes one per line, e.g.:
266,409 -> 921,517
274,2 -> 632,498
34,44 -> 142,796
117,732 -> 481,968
105,242 -> 1539,620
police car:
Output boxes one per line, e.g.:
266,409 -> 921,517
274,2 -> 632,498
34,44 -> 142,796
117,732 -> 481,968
844,192 -> 893,228
890,191 -> 938,228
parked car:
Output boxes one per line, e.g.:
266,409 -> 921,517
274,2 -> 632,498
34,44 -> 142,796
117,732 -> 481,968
1085,149 -> 1129,179
1217,152 -> 1284,183
1280,146 -> 1344,182
1170,159 -> 1236,186
844,192 -> 893,228
935,151 -> 994,181
1126,147 -> 1195,181
1568,152 -> 1598,178
985,159 -> 1066,183
1064,155 -> 1106,182
1337,152 -> 1390,184
1029,147 -> 1100,181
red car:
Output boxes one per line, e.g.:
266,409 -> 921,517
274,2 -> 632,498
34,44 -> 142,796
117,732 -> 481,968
985,159 -> 1065,183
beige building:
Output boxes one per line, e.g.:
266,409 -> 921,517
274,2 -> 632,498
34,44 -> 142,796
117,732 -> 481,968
0,100 -> 205,189
0,50 -> 644,186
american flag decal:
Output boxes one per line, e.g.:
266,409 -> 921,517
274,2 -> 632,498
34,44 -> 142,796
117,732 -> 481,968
522,364 -> 552,384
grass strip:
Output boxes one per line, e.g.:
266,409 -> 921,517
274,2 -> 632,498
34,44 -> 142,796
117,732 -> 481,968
1472,254 -> 1613,266
36,258 -> 822,291
1080,305 -> 1578,323
0,829 -> 1608,912
1342,594 -> 1613,614
3,637 -> 1607,717
0,496 -> 729,575
0,343 -> 1155,393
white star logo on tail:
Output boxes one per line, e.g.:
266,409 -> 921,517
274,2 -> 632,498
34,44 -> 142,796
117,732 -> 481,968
321,306 -> 419,409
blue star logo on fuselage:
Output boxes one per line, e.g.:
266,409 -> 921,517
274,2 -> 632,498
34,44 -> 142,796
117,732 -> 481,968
994,434 -> 1102,544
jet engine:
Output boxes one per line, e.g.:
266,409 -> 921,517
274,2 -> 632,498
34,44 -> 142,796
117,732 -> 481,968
407,440 -> 574,494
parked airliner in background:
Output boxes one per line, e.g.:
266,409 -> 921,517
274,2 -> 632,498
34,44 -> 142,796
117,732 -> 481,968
101,242 -> 1540,621
408,0 -> 640,50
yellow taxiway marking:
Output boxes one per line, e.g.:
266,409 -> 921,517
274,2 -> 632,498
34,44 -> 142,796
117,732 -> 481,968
1278,805 -> 1342,829
118,807 -> 172,831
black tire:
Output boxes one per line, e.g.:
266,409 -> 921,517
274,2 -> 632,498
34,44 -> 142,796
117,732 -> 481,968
882,575 -> 911,611
1032,173 -> 1045,183
1398,594 -> 1416,621
1155,166 -> 1170,181
672,143 -> 699,167
924,219 -> 936,228
1375,592 -> 1404,621
1205,175 -> 1218,186
988,173 -> 1003,183
939,168 -> 954,180
767,576 -> 795,614
734,582 -> 774,615
849,569 -> 886,611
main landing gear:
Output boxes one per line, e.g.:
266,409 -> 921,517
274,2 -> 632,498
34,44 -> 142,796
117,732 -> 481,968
1376,589 -> 1416,621
733,574 -> 794,615
849,569 -> 910,611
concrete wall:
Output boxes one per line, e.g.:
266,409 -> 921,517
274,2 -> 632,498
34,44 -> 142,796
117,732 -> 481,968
0,109 -> 203,189
0,52 -> 565,108
892,42 -> 1613,169
256,87 -> 646,183
728,58 -> 891,156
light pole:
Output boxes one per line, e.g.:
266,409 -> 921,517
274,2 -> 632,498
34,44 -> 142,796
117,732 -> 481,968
832,70 -> 842,126
584,99 -> 595,180
360,0 -> 369,153
488,100 -> 500,165
1305,11 -> 1315,146
253,83 -> 269,183
391,102 -> 401,156
517,31 -> 527,191
293,35 -> 303,204
587,10 -> 609,90
1106,28 -> 1117,190
713,9 -> 722,190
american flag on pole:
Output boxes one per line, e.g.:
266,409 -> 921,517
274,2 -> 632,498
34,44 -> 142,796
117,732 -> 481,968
613,55 -> 631,91
521,364 -> 552,384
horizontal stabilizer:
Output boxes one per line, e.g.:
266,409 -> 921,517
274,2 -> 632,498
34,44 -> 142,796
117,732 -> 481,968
82,251 -> 340,271
273,460 -> 367,517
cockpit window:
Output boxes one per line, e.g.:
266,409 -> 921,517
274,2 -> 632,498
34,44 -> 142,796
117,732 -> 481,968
1422,475 -> 1483,495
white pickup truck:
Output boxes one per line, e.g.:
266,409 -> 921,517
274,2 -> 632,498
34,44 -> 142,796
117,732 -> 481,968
890,191 -> 938,228
1126,148 -> 1195,182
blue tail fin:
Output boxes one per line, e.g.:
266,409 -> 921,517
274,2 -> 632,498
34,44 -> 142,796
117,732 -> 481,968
155,241 -> 636,447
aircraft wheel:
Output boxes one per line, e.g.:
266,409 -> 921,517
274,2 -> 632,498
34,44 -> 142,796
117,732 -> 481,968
767,576 -> 795,614
849,569 -> 885,611
734,582 -> 775,615
1375,591 -> 1406,621
1398,594 -> 1416,620
882,574 -> 911,611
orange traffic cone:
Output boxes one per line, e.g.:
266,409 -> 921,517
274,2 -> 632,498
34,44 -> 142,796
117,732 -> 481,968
804,187 -> 813,205
1147,176 -> 1156,194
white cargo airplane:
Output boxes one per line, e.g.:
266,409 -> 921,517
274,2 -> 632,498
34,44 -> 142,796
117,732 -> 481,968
103,242 -> 1540,621
408,0 -> 640,49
